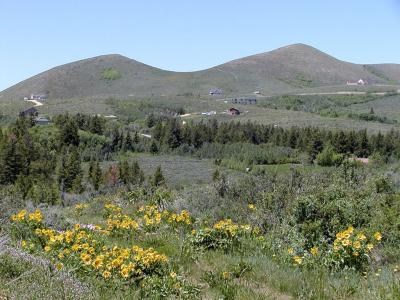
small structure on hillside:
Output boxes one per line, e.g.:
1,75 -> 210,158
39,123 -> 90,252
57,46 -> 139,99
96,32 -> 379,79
350,157 -> 369,164
228,107 -> 240,116
34,116 -> 50,125
19,107 -> 38,117
209,88 -> 223,95
346,79 -> 367,86
201,111 -> 216,116
229,97 -> 257,105
253,91 -> 261,95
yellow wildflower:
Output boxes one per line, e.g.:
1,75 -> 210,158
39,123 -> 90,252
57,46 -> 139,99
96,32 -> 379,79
293,256 -> 302,265
374,232 -> 382,241
310,246 -> 319,256
353,241 -> 361,249
102,270 -> 111,279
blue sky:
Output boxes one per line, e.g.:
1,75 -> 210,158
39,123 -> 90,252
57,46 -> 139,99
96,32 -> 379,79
1,0 -> 400,90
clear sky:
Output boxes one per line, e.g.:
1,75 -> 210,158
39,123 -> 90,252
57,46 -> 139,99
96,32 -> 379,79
1,0 -> 400,91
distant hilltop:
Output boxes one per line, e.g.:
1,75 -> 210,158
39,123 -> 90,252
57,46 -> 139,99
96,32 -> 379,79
1,43 -> 400,100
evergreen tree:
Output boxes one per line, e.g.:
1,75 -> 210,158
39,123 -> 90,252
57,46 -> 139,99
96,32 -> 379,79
59,118 -> 80,147
212,169 -> 221,182
123,132 -> 134,152
146,113 -> 156,128
134,131 -> 140,144
150,140 -> 159,154
151,165 -> 165,187
91,161 -> 103,191
356,130 -> 370,157
153,122 -> 164,141
89,115 -> 104,135
163,119 -> 182,149
0,134 -> 23,184
58,147 -> 83,192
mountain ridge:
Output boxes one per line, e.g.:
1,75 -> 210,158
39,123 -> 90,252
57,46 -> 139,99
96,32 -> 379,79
1,43 -> 399,99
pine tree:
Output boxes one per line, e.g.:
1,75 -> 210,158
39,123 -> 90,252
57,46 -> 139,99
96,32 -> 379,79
151,165 -> 165,187
89,115 -> 104,135
150,140 -> 159,154
111,128 -> 122,151
58,147 -> 83,192
212,169 -> 221,182
153,122 -> 163,141
123,133 -> 134,152
118,160 -> 132,184
88,159 -> 95,181
0,134 -> 23,184
146,113 -> 156,128
59,118 -> 80,147
91,161 -> 103,191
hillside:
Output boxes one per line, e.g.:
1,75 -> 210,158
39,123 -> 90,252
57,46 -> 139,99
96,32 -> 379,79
1,44 -> 400,100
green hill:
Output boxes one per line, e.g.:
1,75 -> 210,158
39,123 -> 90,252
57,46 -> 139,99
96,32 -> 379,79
1,44 -> 399,100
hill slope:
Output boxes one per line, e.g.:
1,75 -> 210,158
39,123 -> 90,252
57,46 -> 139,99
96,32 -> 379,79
1,44 -> 399,100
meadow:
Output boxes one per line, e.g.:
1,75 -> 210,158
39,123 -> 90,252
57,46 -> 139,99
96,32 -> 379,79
0,105 -> 400,299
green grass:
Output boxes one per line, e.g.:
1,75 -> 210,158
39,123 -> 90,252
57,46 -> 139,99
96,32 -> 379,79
101,68 -> 122,81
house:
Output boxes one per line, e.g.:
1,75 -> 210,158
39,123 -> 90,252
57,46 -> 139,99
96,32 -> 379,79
228,108 -> 240,116
209,88 -> 223,95
29,94 -> 47,100
34,116 -> 50,125
201,111 -> 216,116
253,91 -> 261,95
346,79 -> 367,86
19,107 -> 38,117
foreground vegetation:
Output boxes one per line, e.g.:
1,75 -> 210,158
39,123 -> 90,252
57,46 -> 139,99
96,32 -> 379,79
0,113 -> 399,299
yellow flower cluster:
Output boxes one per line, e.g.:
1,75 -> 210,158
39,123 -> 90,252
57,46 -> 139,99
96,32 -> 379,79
11,209 -> 43,223
167,210 -> 191,226
138,205 -> 163,227
107,214 -> 139,233
74,203 -> 89,214
333,226 -> 380,256
213,219 -> 252,237
248,204 -> 256,210
104,203 -> 122,215
11,209 -> 169,281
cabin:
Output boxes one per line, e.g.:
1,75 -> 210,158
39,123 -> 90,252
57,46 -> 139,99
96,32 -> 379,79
209,88 -> 223,95
228,108 -> 240,116
34,116 -> 50,125
230,97 -> 257,105
346,79 -> 367,86
29,94 -> 47,100
19,107 -> 38,117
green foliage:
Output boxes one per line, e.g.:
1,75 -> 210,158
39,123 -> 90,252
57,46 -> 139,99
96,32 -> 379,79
57,147 -> 83,192
152,165 -> 165,187
140,274 -> 200,299
100,68 -> 121,81
316,144 -> 343,166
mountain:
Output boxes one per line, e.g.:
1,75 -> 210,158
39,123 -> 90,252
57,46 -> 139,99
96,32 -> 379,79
1,44 -> 399,100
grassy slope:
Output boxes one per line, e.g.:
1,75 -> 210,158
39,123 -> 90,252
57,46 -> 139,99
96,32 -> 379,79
1,44 -> 399,101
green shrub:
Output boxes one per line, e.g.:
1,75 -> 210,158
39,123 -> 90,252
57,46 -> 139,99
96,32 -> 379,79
316,144 -> 343,166
101,68 -> 121,81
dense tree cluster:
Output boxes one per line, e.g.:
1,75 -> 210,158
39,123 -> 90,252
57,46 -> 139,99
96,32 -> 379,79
152,119 -> 400,159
